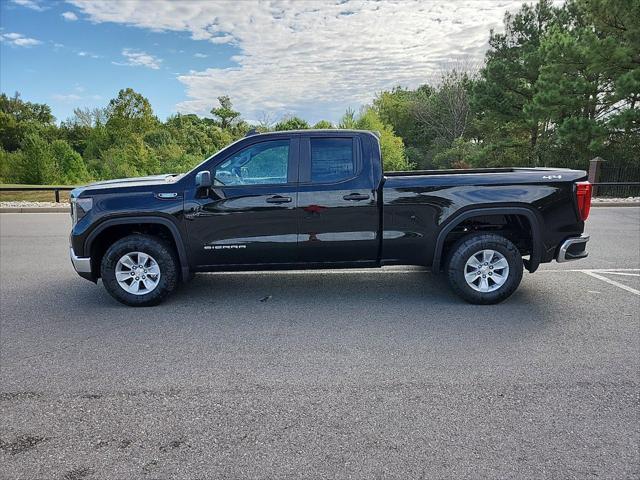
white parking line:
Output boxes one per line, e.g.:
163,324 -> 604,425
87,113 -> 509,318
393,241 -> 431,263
595,271 -> 640,277
581,271 -> 640,296
207,267 -> 640,275
205,267 -> 640,296
204,266 -> 640,296
540,268 -> 640,273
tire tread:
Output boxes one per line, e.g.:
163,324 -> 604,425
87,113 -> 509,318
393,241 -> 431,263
100,234 -> 179,307
446,233 -> 523,305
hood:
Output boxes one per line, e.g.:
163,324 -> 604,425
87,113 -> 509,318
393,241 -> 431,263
87,173 -> 180,188
70,173 -> 183,198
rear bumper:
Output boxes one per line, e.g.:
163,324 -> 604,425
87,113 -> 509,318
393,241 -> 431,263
556,234 -> 589,263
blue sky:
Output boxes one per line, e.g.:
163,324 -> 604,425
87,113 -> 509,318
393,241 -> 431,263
1,0 -> 240,121
1,0 -> 526,124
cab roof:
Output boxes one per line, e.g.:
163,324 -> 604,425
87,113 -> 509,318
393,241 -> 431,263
245,128 -> 378,138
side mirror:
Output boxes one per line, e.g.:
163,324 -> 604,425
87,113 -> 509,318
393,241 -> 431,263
195,170 -> 212,189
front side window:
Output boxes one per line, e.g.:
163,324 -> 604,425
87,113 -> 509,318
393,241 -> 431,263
310,138 -> 354,183
214,140 -> 289,186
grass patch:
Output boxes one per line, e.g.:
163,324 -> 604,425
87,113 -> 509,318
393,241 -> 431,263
0,184 -> 75,203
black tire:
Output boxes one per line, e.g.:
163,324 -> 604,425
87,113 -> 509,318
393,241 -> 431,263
100,234 -> 179,307
446,233 -> 523,305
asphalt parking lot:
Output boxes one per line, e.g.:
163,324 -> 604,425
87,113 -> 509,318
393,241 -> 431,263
1,207 -> 639,479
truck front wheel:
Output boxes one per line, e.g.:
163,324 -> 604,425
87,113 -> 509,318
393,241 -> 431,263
100,234 -> 179,307
446,233 -> 523,304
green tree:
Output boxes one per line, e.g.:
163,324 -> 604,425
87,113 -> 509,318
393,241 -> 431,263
313,120 -> 333,129
338,108 -> 357,129
0,92 -> 54,124
532,0 -> 640,164
0,92 -> 56,152
51,140 -> 91,184
373,85 -> 433,167
19,134 -> 56,184
164,113 -> 233,157
414,71 -> 474,144
432,138 -> 481,169
275,116 -> 310,130
210,95 -> 241,129
0,148 -> 23,183
106,88 -> 158,138
99,135 -> 159,179
352,107 -> 411,171
472,0 -> 563,165
155,144 -> 201,174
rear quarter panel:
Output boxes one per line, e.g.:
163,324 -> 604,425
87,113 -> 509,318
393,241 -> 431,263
381,169 -> 587,267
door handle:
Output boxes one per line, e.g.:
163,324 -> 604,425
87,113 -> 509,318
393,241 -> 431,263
343,193 -> 370,201
266,195 -> 292,204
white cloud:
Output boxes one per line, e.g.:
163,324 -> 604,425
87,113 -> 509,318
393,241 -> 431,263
61,11 -> 79,21
77,50 -> 100,58
0,32 -> 41,47
52,93 -> 82,102
52,86 -> 102,103
11,0 -> 46,11
194,53 -> 208,58
69,0 -> 526,121
113,48 -> 163,69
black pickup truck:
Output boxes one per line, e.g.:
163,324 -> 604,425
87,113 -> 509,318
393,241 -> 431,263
69,129 -> 591,306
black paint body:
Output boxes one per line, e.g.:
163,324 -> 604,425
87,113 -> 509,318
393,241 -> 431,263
70,130 -> 587,281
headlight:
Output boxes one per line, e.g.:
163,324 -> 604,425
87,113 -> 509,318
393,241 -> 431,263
71,197 -> 93,224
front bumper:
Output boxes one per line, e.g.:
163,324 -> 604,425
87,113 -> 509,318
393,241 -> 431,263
70,246 -> 92,273
557,234 -> 589,263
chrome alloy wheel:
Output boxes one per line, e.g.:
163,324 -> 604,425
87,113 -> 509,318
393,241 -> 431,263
115,251 -> 161,295
464,249 -> 509,293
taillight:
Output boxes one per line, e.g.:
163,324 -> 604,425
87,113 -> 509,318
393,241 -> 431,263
576,181 -> 592,221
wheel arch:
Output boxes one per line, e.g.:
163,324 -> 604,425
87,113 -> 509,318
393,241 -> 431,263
85,216 -> 190,281
431,206 -> 543,273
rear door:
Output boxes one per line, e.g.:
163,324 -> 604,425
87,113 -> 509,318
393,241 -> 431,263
297,134 -> 379,264
184,137 -> 299,267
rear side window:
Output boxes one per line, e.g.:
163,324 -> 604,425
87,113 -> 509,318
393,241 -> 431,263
310,138 -> 354,183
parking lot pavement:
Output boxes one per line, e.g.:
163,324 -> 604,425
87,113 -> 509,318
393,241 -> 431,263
1,208 -> 639,479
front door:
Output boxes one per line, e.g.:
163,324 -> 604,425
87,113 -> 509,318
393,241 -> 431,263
184,138 -> 299,267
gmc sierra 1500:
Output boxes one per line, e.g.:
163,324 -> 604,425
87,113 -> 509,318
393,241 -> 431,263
69,130 -> 591,306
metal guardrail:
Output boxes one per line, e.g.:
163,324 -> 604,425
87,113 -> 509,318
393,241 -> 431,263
1,179 -> 638,204
592,182 -> 640,186
0,186 -> 75,202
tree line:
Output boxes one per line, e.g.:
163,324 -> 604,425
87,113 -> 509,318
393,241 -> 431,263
0,0 -> 637,185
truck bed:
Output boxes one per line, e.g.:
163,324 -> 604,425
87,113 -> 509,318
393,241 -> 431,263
385,167 -> 516,176
385,167 -> 582,177
383,167 -> 587,187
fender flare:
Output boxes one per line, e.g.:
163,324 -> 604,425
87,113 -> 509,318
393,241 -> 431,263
85,215 -> 190,281
431,206 -> 543,273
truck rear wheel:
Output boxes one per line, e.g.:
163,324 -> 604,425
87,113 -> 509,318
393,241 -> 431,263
446,233 -> 523,304
100,234 -> 179,307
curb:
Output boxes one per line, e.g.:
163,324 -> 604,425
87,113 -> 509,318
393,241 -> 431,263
0,207 -> 69,213
1,203 -> 639,213
591,202 -> 640,207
